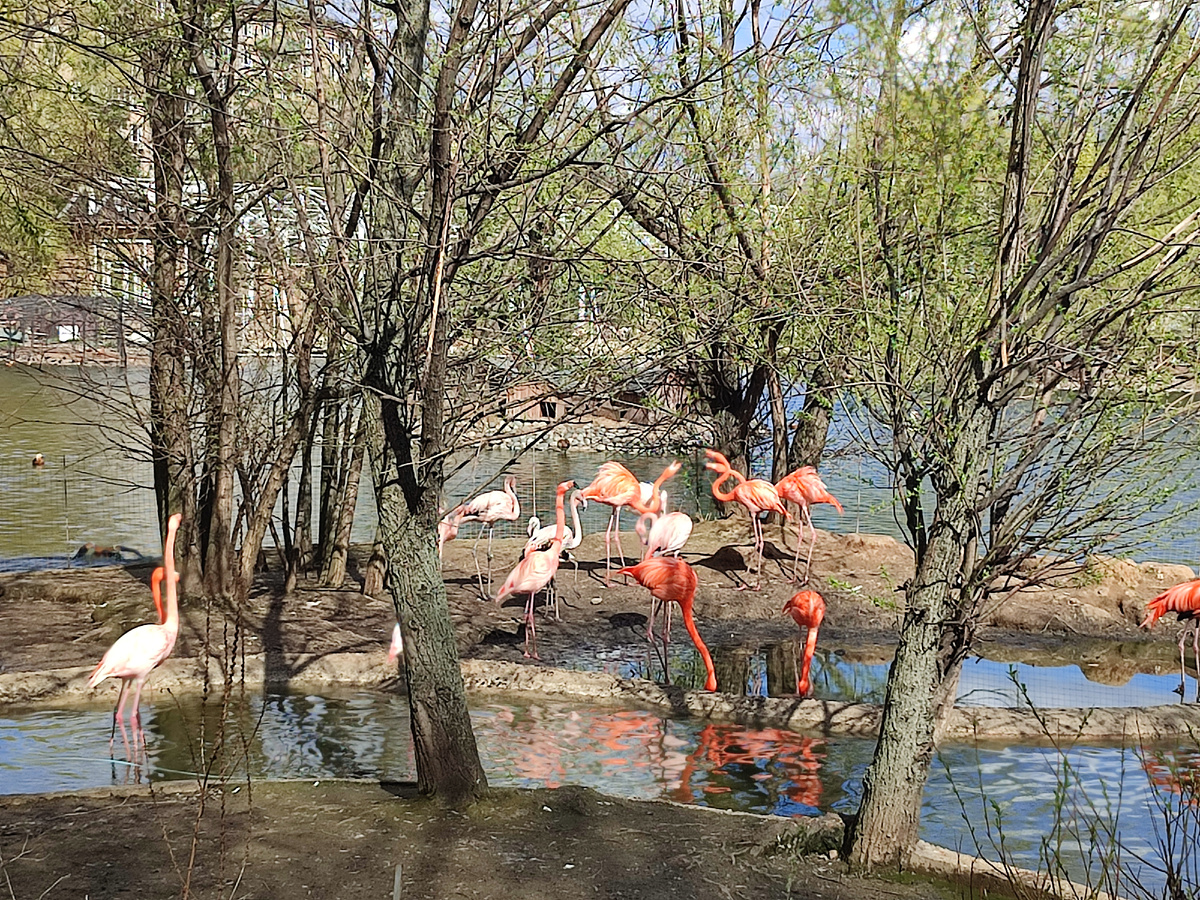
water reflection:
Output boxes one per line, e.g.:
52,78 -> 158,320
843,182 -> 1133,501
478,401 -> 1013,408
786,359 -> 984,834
568,639 -> 1195,708
0,689 -> 1187,893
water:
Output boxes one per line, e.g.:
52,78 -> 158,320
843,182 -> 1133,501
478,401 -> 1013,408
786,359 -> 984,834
0,689 -> 1187,893
560,638 -> 1197,708
2,365 -> 1199,569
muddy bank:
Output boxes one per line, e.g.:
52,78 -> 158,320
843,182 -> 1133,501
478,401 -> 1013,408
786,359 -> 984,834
0,780 -> 977,900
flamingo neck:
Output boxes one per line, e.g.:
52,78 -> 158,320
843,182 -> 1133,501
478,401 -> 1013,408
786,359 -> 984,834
553,487 -> 568,545
710,467 -> 739,502
568,493 -> 583,543
679,599 -> 717,691
163,518 -> 181,635
798,625 -> 819,696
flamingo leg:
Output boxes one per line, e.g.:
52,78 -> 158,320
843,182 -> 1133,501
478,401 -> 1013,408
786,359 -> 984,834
486,526 -> 495,597
614,506 -> 627,571
790,503 -> 807,584
109,678 -> 131,751
752,517 -> 765,590
128,678 -> 148,760
801,506 -> 817,585
602,508 -> 617,587
1192,626 -> 1200,703
1178,628 -> 1190,701
472,525 -> 487,596
523,592 -> 540,659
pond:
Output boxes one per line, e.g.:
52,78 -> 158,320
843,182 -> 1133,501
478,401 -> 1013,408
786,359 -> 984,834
2,364 -> 1199,572
0,688 -> 1187,895
563,637 -> 1197,708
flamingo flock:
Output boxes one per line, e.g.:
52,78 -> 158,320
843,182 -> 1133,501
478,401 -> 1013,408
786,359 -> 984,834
83,453 -> 845,761
433,451 -> 846,697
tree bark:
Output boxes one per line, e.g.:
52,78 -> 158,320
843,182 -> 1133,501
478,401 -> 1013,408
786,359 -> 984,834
321,404 -> 367,586
788,360 -> 838,471
143,41 -> 200,582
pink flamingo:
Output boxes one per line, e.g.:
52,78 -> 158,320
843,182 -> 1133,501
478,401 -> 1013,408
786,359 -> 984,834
87,513 -> 181,755
579,460 -> 681,586
704,449 -> 789,590
495,480 -> 574,659
784,590 -> 826,697
525,490 -> 586,617
616,556 -> 716,692
446,475 -> 521,596
775,466 -> 843,583
436,508 -> 461,558
388,622 -> 404,664
1142,579 -> 1200,701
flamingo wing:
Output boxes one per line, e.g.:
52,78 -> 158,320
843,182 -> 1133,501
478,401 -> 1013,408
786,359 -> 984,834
496,549 -> 560,602
88,624 -> 175,686
737,480 -> 789,518
1143,579 -> 1200,627
580,462 -> 640,506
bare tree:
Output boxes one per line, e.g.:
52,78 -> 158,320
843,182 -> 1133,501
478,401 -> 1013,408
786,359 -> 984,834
844,0 -> 1200,868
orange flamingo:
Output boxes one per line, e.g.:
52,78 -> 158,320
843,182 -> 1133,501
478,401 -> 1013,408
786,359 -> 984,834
87,513 -> 181,755
446,475 -> 521,596
775,466 -> 843,583
579,460 -> 681,586
784,589 -> 826,697
1142,578 -> 1200,701
704,449 -> 789,590
634,490 -> 693,642
616,556 -> 717,692
495,480 -> 574,659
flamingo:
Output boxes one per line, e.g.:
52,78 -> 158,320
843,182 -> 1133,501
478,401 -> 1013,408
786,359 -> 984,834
495,480 -> 574,659
704,449 -> 789,590
616,556 -> 716,692
775,466 -> 843,583
525,491 -> 586,618
87,513 -> 182,755
634,490 -> 693,642
445,475 -> 521,596
784,589 -> 826,697
525,489 -> 586,567
437,508 -> 461,558
388,622 -> 404,664
579,460 -> 681,586
1142,579 -> 1200,701
635,491 -> 693,560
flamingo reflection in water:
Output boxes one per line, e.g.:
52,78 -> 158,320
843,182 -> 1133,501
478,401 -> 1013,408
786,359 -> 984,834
1143,748 -> 1200,804
672,723 -> 825,813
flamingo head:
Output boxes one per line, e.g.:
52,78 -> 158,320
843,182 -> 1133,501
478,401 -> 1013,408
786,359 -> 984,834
556,479 -> 576,494
634,514 -> 652,545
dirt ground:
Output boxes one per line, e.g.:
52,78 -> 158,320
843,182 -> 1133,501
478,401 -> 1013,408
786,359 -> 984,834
0,518 -> 1194,899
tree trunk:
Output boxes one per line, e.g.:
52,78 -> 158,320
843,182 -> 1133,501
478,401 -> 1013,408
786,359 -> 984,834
366,393 -> 488,804
321,404 -> 367,586
849,405 -> 986,868
143,41 -> 201,584
177,7 -> 240,601
847,513 -> 966,868
788,360 -> 838,471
